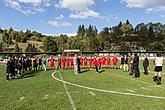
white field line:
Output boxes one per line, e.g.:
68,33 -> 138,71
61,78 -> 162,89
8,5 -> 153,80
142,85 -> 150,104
126,89 -> 135,93
58,71 -> 76,110
52,72 -> 165,100
141,87 -> 151,91
112,73 -> 165,90
55,91 -> 80,95
89,91 -> 96,96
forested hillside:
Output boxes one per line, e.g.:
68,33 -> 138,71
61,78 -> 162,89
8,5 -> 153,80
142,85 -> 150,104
0,20 -> 165,52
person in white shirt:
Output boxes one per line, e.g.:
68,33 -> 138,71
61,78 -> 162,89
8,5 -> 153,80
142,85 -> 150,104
153,53 -> 163,85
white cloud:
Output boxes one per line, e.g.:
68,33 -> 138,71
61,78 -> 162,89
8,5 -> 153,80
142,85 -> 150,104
103,0 -> 108,2
56,0 -> 100,19
55,15 -> 64,20
47,15 -> 72,28
47,20 -> 72,28
4,0 -> 52,15
69,10 -> 99,19
18,0 -> 42,4
121,0 -> 165,12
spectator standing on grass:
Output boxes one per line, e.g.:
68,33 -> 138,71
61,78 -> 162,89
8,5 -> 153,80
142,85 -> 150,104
120,55 -> 124,70
27,57 -> 32,71
73,54 -> 78,74
123,55 -> 129,72
133,53 -> 140,78
143,55 -> 149,75
77,56 -> 81,73
129,54 -> 134,75
6,57 -> 11,80
43,56 -> 47,71
153,53 -> 163,85
33,57 -> 38,72
38,57 -> 42,71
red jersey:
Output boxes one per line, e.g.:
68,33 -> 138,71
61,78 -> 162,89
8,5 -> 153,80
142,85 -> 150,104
70,57 -> 73,66
99,57 -> 102,65
102,57 -> 106,65
66,57 -> 69,66
50,57 -> 55,64
61,58 -> 65,65
94,58 -> 100,66
80,57 -> 83,66
84,57 -> 88,65
89,57 -> 93,65
112,57 -> 119,64
58,57 -> 61,65
107,57 -> 111,65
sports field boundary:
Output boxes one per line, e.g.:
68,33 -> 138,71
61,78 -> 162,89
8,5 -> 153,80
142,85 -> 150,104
58,71 -> 77,110
52,71 -> 165,100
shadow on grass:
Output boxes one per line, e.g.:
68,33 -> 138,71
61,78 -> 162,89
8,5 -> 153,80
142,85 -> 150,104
81,69 -> 90,73
99,70 -> 105,73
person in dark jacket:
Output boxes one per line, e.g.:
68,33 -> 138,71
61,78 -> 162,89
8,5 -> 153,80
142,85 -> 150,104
38,57 -> 42,71
10,57 -> 16,78
143,55 -> 149,75
77,56 -> 81,73
133,53 -> 140,78
6,57 -> 11,80
27,57 -> 32,71
120,55 -> 124,70
33,58 -> 38,72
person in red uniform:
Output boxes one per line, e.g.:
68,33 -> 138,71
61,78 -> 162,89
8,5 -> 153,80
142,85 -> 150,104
93,55 -> 100,73
83,57 -> 88,69
99,56 -> 102,69
80,57 -> 83,69
49,56 -> 55,70
112,55 -> 119,69
57,55 -> 61,70
107,55 -> 111,68
69,56 -> 73,69
102,56 -> 106,69
65,56 -> 70,69
89,56 -> 93,69
61,57 -> 65,70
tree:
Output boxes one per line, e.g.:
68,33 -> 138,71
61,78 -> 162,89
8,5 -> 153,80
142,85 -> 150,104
43,37 -> 58,52
0,43 -> 3,52
14,42 -> 19,52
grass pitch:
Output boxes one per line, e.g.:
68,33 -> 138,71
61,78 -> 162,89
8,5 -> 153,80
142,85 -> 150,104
0,62 -> 165,110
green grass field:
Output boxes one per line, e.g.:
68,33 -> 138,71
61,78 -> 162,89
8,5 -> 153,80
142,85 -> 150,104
0,62 -> 165,110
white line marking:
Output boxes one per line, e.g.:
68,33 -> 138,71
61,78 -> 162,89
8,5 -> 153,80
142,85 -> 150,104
112,73 -> 165,90
20,96 -> 24,100
126,89 -> 135,93
89,91 -> 96,96
141,87 -> 151,91
52,72 -> 165,100
43,94 -> 49,100
58,71 -> 76,110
